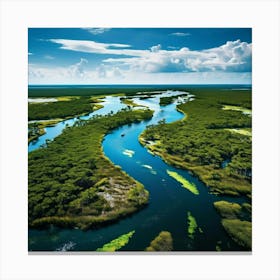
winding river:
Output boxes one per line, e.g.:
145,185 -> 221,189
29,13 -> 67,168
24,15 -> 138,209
28,91 -> 247,251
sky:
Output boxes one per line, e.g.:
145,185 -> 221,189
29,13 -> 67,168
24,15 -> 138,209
28,28 -> 252,85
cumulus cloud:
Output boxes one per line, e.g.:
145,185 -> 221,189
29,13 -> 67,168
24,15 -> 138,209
68,58 -> 88,78
103,40 -> 252,73
150,44 -> 161,52
30,39 -> 251,84
49,38 -> 251,73
28,58 -> 124,84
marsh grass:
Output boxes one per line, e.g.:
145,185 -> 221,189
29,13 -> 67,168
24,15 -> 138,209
213,201 -> 242,219
96,230 -> 135,252
187,211 -> 198,239
140,89 -> 252,197
29,109 -> 153,229
145,231 -> 173,251
222,219 -> 251,249
167,170 -> 199,195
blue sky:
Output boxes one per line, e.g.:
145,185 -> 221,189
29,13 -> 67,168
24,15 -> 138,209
28,28 -> 252,85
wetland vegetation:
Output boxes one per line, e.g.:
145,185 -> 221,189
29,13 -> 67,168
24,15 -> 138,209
28,96 -> 102,120
28,86 -> 252,251
140,88 -> 252,249
28,108 -> 153,230
96,230 -> 135,252
145,231 -> 173,251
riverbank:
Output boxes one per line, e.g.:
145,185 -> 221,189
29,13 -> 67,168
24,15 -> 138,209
29,108 -> 153,230
139,89 -> 252,249
139,89 -> 252,197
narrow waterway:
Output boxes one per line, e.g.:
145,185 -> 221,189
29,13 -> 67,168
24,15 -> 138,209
28,91 -> 247,251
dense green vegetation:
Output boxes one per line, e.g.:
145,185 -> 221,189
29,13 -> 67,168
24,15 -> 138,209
159,96 -> 175,106
28,108 -> 153,230
222,219 -> 251,249
28,119 -> 62,143
145,231 -> 173,251
96,230 -> 135,252
28,85 -> 193,97
159,93 -> 188,106
140,89 -> 252,197
28,96 -> 102,120
214,200 -> 252,249
140,89 -> 252,250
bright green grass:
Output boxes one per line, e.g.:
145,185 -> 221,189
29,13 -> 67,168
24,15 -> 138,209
187,211 -> 198,239
167,170 -> 199,195
225,128 -> 252,137
96,230 -> 135,252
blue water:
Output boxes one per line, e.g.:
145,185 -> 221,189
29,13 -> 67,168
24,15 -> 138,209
28,96 -> 126,152
28,90 -> 249,251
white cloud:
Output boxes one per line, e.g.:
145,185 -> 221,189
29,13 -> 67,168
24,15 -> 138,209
49,38 -> 251,73
103,40 -> 251,73
49,39 -> 148,57
30,39 -> 251,84
84,28 -> 111,35
28,58 -> 125,84
150,44 -> 161,52
170,32 -> 191,37
68,58 -> 88,78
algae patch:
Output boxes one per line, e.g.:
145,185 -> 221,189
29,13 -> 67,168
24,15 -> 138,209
187,211 -> 198,239
166,170 -> 199,195
96,230 -> 135,252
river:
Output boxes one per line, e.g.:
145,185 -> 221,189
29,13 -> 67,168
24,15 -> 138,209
28,91 -> 247,251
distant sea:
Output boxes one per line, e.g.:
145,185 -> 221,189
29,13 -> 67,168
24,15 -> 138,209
28,84 -> 252,90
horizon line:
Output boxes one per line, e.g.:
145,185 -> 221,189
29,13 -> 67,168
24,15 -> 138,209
28,83 -> 252,86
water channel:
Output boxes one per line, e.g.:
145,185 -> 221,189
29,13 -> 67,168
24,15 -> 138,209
28,91 -> 247,251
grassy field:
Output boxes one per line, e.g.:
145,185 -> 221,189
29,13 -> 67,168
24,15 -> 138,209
28,108 -> 153,230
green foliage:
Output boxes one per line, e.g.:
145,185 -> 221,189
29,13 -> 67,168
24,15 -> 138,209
28,86 -> 189,98
166,170 -> 199,195
187,211 -> 198,239
127,183 -> 149,206
213,201 -> 242,219
214,200 -> 252,249
29,109 -> 153,229
96,230 -> 135,252
28,96 -> 95,120
140,89 -> 252,196
160,96 -> 174,106
28,122 -> 46,143
145,231 -> 173,251
222,219 -> 252,249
